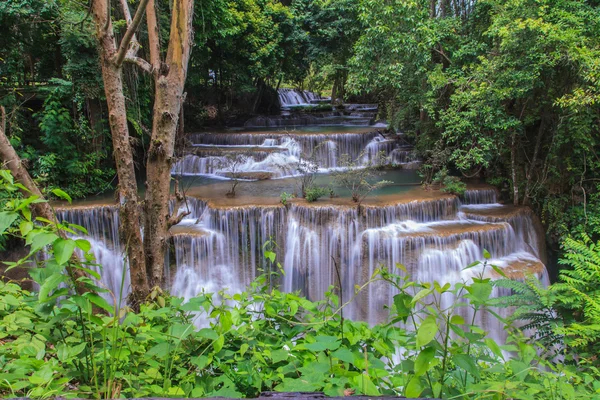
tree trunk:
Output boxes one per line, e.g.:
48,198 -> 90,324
144,0 -> 194,287
92,0 -> 149,301
511,130 -> 519,206
523,117 -> 545,206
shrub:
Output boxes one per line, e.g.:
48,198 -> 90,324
304,186 -> 328,202
441,175 -> 467,196
280,192 -> 294,205
331,150 -> 391,204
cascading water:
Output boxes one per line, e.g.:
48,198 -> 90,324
172,131 -> 417,177
278,88 -> 324,107
54,98 -> 547,341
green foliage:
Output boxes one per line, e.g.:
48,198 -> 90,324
304,186 -> 327,202
349,0 -> 600,241
331,150 -> 391,204
431,168 -> 467,196
280,192 -> 294,206
1,172 -> 600,398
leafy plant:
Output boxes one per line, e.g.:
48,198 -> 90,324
304,186 -> 328,202
331,150 -> 390,204
280,192 -> 294,206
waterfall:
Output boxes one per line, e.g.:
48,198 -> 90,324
278,88 -> 322,107
55,204 -> 128,301
173,132 -> 417,177
56,187 -> 547,339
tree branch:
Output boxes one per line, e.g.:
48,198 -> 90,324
146,0 -> 162,74
114,0 -> 151,67
124,55 -> 153,73
167,179 -> 190,228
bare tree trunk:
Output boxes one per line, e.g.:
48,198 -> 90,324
144,0 -> 194,287
511,130 -> 519,206
92,0 -> 149,301
523,117 -> 545,206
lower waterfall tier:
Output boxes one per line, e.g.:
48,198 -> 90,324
54,186 -> 547,342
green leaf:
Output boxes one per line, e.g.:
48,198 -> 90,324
213,335 -> 224,353
75,239 -> 91,252
405,376 -> 423,398
271,349 -> 289,363
414,346 -> 435,377
85,293 -> 113,313
393,292 -> 412,320
0,211 -> 18,234
485,338 -> 504,360
450,314 -> 465,325
483,249 -> 491,259
453,354 -> 480,379
39,273 -> 65,302
53,238 -> 76,265
191,355 -> 210,369
29,232 -> 59,253
411,288 -> 432,305
19,221 -> 33,236
146,342 -> 170,358
416,315 -> 438,348
52,188 -> 72,203
332,348 -> 354,364
466,282 -> 493,304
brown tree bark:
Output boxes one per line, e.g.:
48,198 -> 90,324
92,0 -> 149,301
523,117 -> 545,206
511,130 -> 519,206
144,0 -> 194,287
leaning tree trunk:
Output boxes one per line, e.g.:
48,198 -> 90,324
92,0 -> 149,301
144,0 -> 194,287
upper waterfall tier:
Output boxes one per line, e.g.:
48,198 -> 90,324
278,88 -> 326,107
172,129 -> 418,178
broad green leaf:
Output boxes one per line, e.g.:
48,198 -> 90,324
453,354 -> 480,379
483,249 -> 491,259
405,376 -> 423,398
75,239 -> 91,252
52,188 -> 72,203
0,211 -> 18,234
29,232 -> 59,253
466,282 -> 493,304
393,292 -> 412,320
411,288 -> 432,304
485,338 -> 504,360
213,335 -> 225,353
85,293 -> 113,313
450,314 -> 465,325
414,346 -> 435,377
146,342 -> 170,358
416,315 -> 438,347
271,349 -> 289,363
53,238 -> 76,265
19,221 -> 33,236
39,273 -> 65,302
191,355 -> 210,369
332,347 -> 354,364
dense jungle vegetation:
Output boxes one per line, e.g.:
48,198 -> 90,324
1,0 -> 600,398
